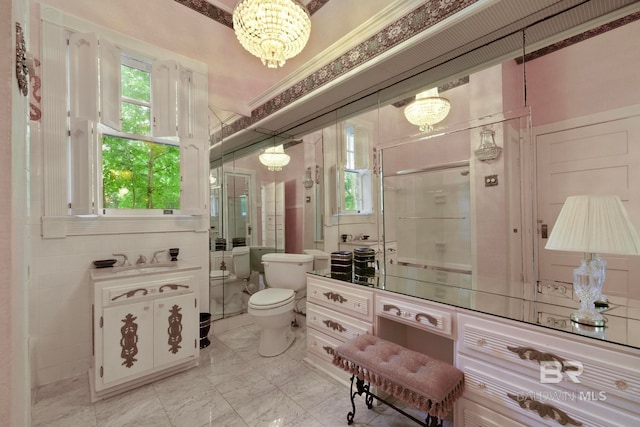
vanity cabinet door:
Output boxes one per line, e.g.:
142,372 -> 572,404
153,293 -> 198,367
102,301 -> 154,385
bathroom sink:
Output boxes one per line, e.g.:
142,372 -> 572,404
111,262 -> 179,274
90,261 -> 200,282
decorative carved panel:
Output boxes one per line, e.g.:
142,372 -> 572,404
119,313 -> 139,368
167,304 -> 184,354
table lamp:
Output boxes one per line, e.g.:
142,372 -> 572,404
545,195 -> 640,327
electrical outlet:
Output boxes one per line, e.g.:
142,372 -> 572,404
485,174 -> 498,187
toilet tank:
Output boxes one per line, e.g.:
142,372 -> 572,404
232,246 -> 251,279
303,249 -> 330,271
249,246 -> 276,273
262,253 -> 314,291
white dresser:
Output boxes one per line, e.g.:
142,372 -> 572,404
90,263 -> 201,401
456,312 -> 640,426
304,274 -> 640,426
305,274 -> 374,382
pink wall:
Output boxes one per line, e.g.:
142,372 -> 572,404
526,19 -> 640,126
231,142 -> 306,253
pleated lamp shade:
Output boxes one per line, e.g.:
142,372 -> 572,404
545,195 -> 640,255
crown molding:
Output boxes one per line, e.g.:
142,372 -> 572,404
248,0 -> 426,109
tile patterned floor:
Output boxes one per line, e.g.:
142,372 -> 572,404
32,324 -> 448,426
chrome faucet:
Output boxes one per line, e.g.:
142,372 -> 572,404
112,253 -> 130,267
136,254 -> 147,265
150,249 -> 166,264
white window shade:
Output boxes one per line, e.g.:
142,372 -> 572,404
69,118 -> 98,215
69,33 -> 121,131
180,138 -> 209,215
151,60 -> 179,137
99,38 -> 122,131
69,32 -> 99,121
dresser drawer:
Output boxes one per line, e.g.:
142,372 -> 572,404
376,293 -> 453,337
456,397 -> 526,427
307,276 -> 374,322
307,303 -> 373,342
457,313 -> 640,412
307,327 -> 343,364
458,354 -> 637,427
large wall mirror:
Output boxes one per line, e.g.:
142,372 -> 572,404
211,14 -> 640,348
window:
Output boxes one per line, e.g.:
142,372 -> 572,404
341,124 -> 372,214
40,19 -> 209,237
101,55 -> 181,213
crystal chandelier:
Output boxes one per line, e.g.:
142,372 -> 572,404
403,87 -> 451,132
233,0 -> 311,68
259,145 -> 290,171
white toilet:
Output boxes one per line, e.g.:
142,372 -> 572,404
209,246 -> 251,318
248,253 -> 314,357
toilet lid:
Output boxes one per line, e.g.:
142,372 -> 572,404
249,288 -> 295,309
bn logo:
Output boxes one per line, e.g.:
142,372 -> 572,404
540,361 -> 583,384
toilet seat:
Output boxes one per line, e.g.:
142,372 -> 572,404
209,270 -> 236,280
248,288 -> 295,310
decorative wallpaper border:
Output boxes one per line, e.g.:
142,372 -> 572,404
187,1 -> 638,143
515,10 -> 640,64
213,0 -> 478,142
174,0 -> 331,29
174,0 -> 234,28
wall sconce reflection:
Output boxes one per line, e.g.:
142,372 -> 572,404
474,129 -> 502,162
303,167 -> 314,189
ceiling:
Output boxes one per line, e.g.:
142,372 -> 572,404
38,0 -> 640,155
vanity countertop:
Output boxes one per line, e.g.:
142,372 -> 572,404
308,267 -> 639,349
90,261 -> 201,282
339,240 -> 380,247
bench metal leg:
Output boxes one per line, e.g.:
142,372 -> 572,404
347,374 -> 373,424
347,374 -> 443,427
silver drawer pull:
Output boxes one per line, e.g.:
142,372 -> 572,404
477,338 -> 487,347
507,393 -> 582,426
415,312 -> 437,326
615,379 -> 629,390
477,382 -> 486,391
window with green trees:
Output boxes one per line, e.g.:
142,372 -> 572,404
342,124 -> 372,214
101,56 -> 181,211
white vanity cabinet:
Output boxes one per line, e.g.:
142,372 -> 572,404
455,312 -> 640,426
90,264 -> 201,401
305,274 -> 374,382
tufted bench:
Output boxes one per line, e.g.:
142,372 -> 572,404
333,334 -> 464,426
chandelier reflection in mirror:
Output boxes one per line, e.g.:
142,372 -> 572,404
474,129 -> 502,162
403,87 -> 451,132
259,145 -> 290,171
233,0 -> 311,68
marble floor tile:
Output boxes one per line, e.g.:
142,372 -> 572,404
31,323 -> 449,427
